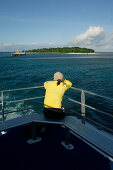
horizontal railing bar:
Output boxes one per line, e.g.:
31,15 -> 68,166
66,97 -> 113,118
85,116 -> 113,134
69,108 -> 113,134
91,107 -> 113,118
0,85 -> 44,93
66,97 -> 96,110
0,99 -> 44,115
0,105 -> 43,115
0,85 -> 113,102
71,87 -> 113,102
0,107 -> 34,115
5,96 -> 44,104
71,87 -> 83,92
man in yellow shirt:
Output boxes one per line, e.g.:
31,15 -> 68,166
44,72 -> 72,119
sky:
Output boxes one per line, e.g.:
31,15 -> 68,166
0,0 -> 113,52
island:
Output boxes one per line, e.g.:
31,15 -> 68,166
26,47 -> 95,54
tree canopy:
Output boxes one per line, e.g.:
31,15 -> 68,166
26,47 -> 95,53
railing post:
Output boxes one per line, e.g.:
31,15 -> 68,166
81,90 -> 85,124
1,91 -> 4,121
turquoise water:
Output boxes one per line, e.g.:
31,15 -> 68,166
0,52 -> 113,133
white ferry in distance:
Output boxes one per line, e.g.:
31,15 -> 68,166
11,51 -> 26,56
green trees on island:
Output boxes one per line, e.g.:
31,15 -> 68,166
26,47 -> 95,53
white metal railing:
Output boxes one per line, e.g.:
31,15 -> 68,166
0,85 -> 113,133
71,87 -> 113,118
68,87 -> 113,133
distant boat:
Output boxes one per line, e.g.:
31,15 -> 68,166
11,51 -> 26,56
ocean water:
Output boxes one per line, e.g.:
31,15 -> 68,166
0,52 -> 113,134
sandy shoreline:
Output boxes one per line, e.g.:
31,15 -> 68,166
65,53 -> 98,54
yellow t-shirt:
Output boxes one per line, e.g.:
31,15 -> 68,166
44,79 -> 72,108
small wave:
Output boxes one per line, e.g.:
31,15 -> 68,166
5,108 -> 35,121
1,101 -> 35,121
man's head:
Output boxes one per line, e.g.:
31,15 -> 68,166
54,72 -> 64,81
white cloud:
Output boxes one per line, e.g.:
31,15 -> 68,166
69,26 -> 106,47
68,26 -> 113,51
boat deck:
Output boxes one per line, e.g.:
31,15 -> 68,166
0,124 -> 112,170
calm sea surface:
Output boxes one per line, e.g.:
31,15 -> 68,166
0,52 -> 113,134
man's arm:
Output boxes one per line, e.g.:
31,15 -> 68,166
63,79 -> 72,89
44,81 -> 49,89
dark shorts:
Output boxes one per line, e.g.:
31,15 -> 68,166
43,107 -> 65,119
